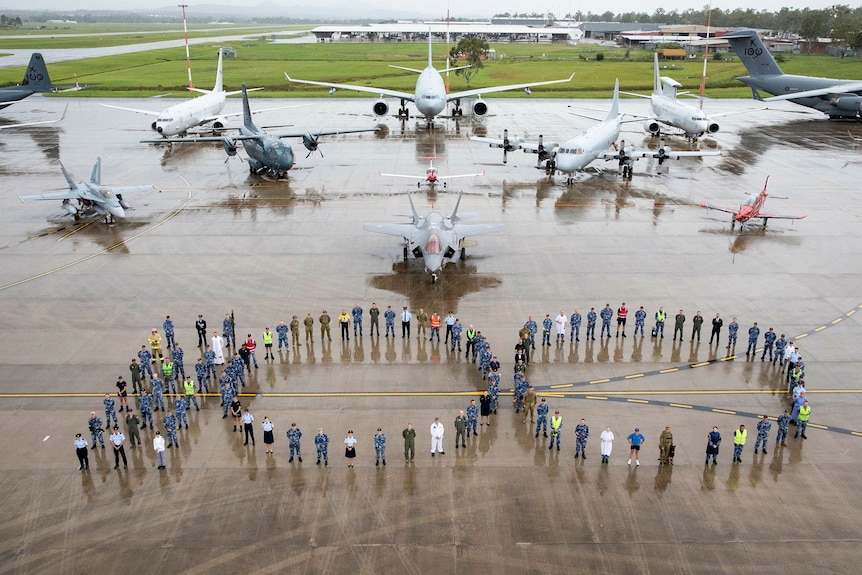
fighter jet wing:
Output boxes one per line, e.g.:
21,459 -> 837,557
363,223 -> 416,238
19,190 -> 79,202
755,213 -> 806,222
378,172 -> 427,181
285,73 -> 414,101
437,171 -> 485,180
699,202 -> 739,215
454,223 -> 505,237
763,81 -> 862,102
448,74 -> 574,100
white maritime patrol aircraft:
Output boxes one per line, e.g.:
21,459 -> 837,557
379,158 -> 484,188
364,191 -> 504,284
471,80 -> 719,183
286,35 -> 573,122
19,157 -> 157,222
102,48 -> 264,138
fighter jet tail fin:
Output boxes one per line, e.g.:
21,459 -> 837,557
724,29 -> 784,77
607,78 -> 620,121
21,53 -> 53,92
58,160 -> 76,189
407,191 -> 420,225
449,191 -> 464,224
90,157 -> 102,186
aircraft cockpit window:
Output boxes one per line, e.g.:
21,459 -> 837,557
426,234 -> 441,255
102,189 -> 114,198
575,148 -> 584,155
743,195 -> 757,206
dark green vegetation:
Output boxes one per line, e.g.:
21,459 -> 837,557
0,38 -> 858,99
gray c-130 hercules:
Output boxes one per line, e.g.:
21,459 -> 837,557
724,29 -> 862,119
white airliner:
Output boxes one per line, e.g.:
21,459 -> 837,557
472,80 -> 719,183
102,49 -> 260,137
286,35 -> 573,121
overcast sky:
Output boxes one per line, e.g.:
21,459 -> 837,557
16,1 -> 845,17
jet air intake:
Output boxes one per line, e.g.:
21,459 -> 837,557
373,100 -> 389,116
472,99 -> 488,116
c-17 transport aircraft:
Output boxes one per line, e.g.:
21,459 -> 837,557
286,35 -> 573,122
142,85 -> 377,179
19,157 -> 157,223
700,176 -> 806,229
379,158 -> 484,188
471,80 -> 719,183
724,29 -> 862,119
103,49 -> 269,137
364,191 -> 504,284
0,53 -> 53,110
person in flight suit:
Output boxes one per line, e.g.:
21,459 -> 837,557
673,310 -> 686,342
369,303 -> 380,337
691,311 -> 704,342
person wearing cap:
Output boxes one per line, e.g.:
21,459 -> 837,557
415,308 -> 428,340
290,315 -> 301,348
262,417 -> 275,454
344,430 -> 357,467
164,410 -> 179,448
400,307 -> 412,339
575,418 -> 590,460
353,302 -> 364,338
706,426 -> 721,465
430,417 -> 445,456
775,409 -> 791,447
659,426 -> 673,465
109,426 -> 127,470
163,315 -> 176,350
466,399 -> 479,437
242,409 -> 255,446
172,342 -> 186,380
444,312 -> 456,344
153,430 -> 166,470
526,316 -> 539,349
174,393 -> 189,430
138,345 -> 154,380
535,398 -> 549,438
125,409 -> 142,448
139,389 -> 154,429
319,310 -> 332,342
754,415 -> 772,454
276,321 -> 289,352
303,313 -> 315,343
88,411 -> 105,449
103,393 -> 119,430
549,411 -> 563,450
454,411 -> 467,450
627,427 -> 645,466
222,314 -> 234,348
286,423 -> 303,462
74,433 -> 89,471
148,328 -> 164,362
315,428 -> 329,465
369,304 -> 380,337
374,427 -> 387,465
402,423 -> 416,462
195,314 -> 207,348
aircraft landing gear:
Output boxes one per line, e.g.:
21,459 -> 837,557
403,245 -> 409,261
459,246 -> 466,261
397,107 -> 409,119
621,164 -> 633,180
431,273 -> 438,284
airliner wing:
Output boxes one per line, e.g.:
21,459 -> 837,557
285,73 -> 414,101
454,223 -> 505,237
763,81 -> 862,102
448,74 -> 574,101
100,103 -> 160,117
699,202 -> 739,215
363,223 -> 415,238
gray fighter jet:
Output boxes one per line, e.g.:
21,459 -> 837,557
19,157 -> 156,222
0,53 -> 53,110
142,84 -> 377,179
364,192 -> 504,284
725,29 -> 862,119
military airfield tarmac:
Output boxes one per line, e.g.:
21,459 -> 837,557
1,95 -> 861,574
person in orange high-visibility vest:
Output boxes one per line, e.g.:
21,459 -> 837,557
429,312 -> 441,342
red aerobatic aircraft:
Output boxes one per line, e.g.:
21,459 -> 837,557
700,177 -> 806,229
379,158 -> 484,189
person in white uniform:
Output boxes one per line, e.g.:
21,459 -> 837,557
600,426 -> 615,464
211,331 -> 225,365
430,417 -> 445,456
554,311 -> 567,342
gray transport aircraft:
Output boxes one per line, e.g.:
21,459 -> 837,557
142,84 -> 377,179
0,53 -> 53,109
364,191 -> 504,283
725,29 -> 862,119
19,157 -> 156,222
471,80 -> 718,183
286,35 -> 573,122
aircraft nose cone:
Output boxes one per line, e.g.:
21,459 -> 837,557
424,254 -> 445,274
109,205 -> 125,219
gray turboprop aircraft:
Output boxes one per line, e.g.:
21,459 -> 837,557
0,53 -> 53,110
286,35 -> 573,122
364,191 -> 504,283
142,84 -> 377,179
19,157 -> 156,222
471,79 -> 719,183
724,29 -> 862,119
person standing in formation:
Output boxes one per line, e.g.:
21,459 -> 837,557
600,426 -> 614,464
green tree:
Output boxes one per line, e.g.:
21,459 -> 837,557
800,9 -> 829,53
449,37 -> 488,87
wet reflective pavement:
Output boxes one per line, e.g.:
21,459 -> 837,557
2,95 -> 862,573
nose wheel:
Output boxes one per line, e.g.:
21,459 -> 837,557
431,273 -> 438,284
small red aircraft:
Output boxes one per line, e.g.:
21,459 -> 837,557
379,158 -> 484,189
700,177 -> 806,229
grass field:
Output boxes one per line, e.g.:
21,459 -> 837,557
0,36 -> 859,99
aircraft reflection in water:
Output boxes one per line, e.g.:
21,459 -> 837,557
369,260 -> 502,317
